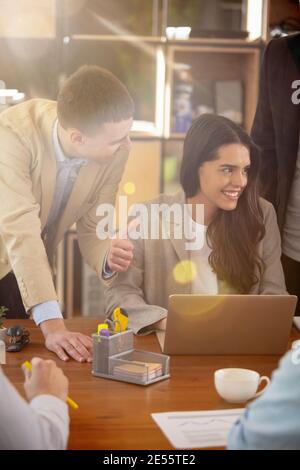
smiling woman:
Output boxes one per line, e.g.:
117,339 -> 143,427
193,143 -> 251,219
104,114 -> 287,335
181,114 -> 265,294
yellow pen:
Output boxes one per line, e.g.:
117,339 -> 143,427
113,307 -> 128,332
97,323 -> 108,335
22,361 -> 79,410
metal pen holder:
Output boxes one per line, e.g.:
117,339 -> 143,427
92,329 -> 170,386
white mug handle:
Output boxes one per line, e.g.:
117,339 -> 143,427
254,376 -> 270,398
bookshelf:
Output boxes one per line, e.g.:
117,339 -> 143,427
0,0 -> 271,316
58,0 -> 268,317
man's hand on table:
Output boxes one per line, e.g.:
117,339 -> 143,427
40,319 -> 93,362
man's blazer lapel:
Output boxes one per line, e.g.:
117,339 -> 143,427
40,116 -> 57,230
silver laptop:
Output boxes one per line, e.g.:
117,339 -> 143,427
157,295 -> 297,355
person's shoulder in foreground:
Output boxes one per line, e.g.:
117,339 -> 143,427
227,344 -> 300,450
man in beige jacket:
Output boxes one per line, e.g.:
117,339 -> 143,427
0,65 -> 134,362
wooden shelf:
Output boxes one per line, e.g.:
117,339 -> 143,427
166,45 -> 260,135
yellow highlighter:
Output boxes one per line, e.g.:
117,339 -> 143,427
22,361 -> 79,410
97,323 -> 109,335
113,307 -> 129,333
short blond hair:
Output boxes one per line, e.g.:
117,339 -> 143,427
57,65 -> 134,134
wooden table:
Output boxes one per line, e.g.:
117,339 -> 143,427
3,319 -> 300,450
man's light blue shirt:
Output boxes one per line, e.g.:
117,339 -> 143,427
227,342 -> 300,450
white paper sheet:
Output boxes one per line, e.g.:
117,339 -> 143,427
151,409 -> 244,449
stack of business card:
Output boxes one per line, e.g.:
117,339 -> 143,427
113,361 -> 163,382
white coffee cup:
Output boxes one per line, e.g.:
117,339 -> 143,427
214,368 -> 270,404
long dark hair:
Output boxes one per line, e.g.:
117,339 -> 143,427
180,114 -> 265,293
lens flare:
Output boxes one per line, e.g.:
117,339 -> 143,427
173,260 -> 197,285
123,182 -> 136,195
